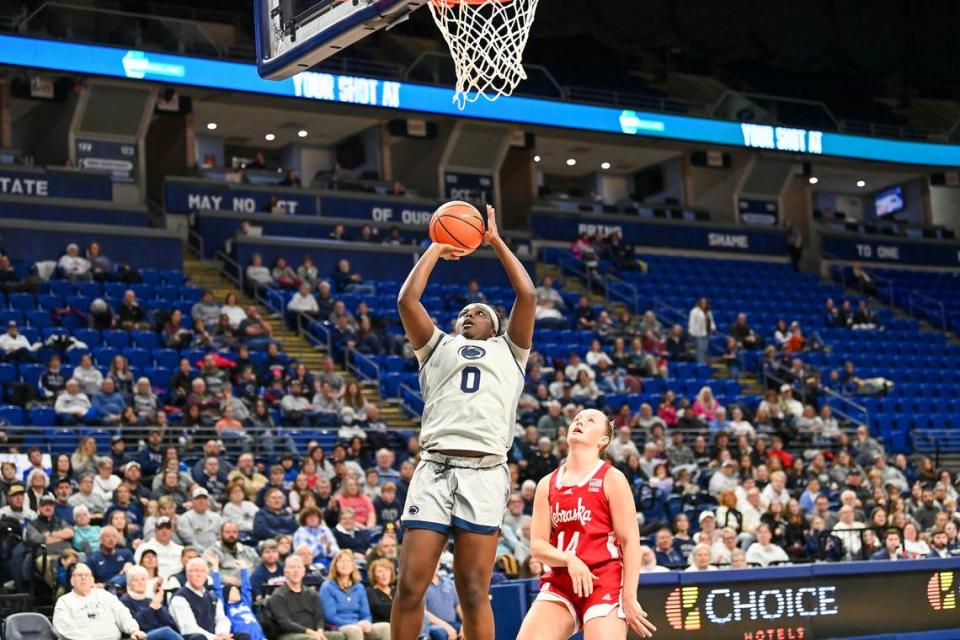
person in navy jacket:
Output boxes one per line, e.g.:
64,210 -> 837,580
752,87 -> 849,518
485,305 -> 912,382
89,525 -> 134,585
252,489 -> 297,541
870,529 -> 906,560
121,565 -> 184,640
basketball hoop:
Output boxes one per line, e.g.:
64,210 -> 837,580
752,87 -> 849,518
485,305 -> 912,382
428,0 -> 540,109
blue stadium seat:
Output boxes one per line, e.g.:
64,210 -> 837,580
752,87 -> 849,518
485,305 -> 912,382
0,364 -> 15,386
48,281 -> 75,297
123,348 -> 150,368
26,310 -> 51,328
104,283 -> 127,299
139,269 -> 162,285
75,282 -> 101,298
19,363 -> 44,389
28,406 -> 56,427
37,294 -> 64,311
143,366 -> 171,388
49,429 -> 77,453
7,293 -> 34,312
74,328 -> 101,348
92,346 -> 118,366
102,330 -> 130,349
152,349 -> 180,369
132,331 -> 159,350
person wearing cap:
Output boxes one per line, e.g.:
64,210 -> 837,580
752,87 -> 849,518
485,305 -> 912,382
178,487 -> 222,554
53,477 -> 76,523
693,511 -> 717,544
124,460 -> 153,506
778,385 -> 803,419
0,319 -> 38,363
709,459 -> 740,497
53,563 -> 146,640
135,516 -> 185,579
23,492 -> 73,587
280,380 -> 314,427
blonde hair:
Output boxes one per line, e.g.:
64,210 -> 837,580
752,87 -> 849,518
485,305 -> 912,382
329,550 -> 361,588
598,414 -> 615,458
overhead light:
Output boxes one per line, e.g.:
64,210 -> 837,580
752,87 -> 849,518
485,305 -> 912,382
601,162 -> 611,170
533,155 -> 541,162
566,158 -> 577,166
264,133 -> 276,141
206,122 -> 217,130
808,176 -> 818,185
297,130 -> 308,138
856,179 -> 866,188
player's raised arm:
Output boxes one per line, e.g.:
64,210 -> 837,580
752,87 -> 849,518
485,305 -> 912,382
607,468 -> 657,638
484,204 -> 535,349
397,242 -> 464,349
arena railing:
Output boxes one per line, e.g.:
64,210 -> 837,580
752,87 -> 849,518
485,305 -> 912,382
761,367 -> 869,434
907,289 -> 948,334
603,272 -> 641,315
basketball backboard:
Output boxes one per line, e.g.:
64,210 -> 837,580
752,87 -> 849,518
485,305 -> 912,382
254,0 -> 422,80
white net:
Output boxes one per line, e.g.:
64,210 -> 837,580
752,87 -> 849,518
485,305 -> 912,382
428,0 -> 540,109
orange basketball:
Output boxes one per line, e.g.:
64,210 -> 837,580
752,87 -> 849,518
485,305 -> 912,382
429,201 -> 485,254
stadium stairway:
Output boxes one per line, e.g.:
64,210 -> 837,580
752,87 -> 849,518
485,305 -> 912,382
181,258 -> 417,431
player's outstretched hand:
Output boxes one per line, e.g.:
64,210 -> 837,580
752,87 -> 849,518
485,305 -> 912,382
623,598 -> 657,638
483,204 -> 500,244
566,554 -> 598,598
433,242 -> 467,261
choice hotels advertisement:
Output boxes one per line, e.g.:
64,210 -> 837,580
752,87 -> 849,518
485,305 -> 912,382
628,568 -> 960,640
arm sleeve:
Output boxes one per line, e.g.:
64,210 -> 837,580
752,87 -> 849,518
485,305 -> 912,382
214,600 -> 231,636
170,596 -> 216,640
268,592 -> 308,634
413,327 -> 444,364
252,513 -> 275,540
178,514 -> 196,545
52,597 -> 76,640
319,583 -> 346,628
503,334 -> 531,370
212,571 -> 224,603
110,592 -> 141,635
240,568 -> 252,607
358,587 -> 372,623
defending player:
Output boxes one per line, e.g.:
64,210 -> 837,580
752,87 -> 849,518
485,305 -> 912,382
517,409 -> 657,640
391,205 -> 535,640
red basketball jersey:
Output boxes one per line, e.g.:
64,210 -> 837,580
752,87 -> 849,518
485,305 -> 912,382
547,460 -> 621,571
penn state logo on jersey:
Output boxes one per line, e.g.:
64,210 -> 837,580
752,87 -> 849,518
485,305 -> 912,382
458,345 -> 487,360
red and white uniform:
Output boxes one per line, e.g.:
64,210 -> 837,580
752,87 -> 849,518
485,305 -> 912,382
535,460 -> 625,632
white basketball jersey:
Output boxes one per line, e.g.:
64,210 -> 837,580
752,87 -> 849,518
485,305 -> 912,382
415,327 -> 528,458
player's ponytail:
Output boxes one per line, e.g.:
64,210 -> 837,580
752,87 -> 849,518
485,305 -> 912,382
597,415 -> 615,459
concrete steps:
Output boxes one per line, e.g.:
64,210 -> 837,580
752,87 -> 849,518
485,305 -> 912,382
182,258 -> 419,431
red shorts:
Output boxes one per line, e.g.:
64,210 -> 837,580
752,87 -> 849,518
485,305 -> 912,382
535,560 -> 625,632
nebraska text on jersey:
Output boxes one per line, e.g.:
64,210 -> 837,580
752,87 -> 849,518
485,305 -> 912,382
552,498 -> 593,527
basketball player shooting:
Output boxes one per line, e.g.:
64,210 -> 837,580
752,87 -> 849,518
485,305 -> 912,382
391,204 -> 536,640
517,409 -> 657,640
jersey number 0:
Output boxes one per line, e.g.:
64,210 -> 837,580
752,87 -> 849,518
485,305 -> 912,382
460,366 -> 481,393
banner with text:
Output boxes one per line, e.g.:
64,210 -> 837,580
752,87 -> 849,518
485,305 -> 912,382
75,139 -> 138,183
319,194 -> 436,225
0,167 -> 112,201
531,210 -> 788,256
164,181 -> 318,216
821,233 -> 960,268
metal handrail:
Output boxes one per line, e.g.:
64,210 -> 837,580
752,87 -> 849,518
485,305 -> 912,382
603,273 -> 640,314
762,367 -> 869,431
398,382 -> 423,417
345,348 -> 381,384
907,290 -> 948,333
187,228 -> 204,260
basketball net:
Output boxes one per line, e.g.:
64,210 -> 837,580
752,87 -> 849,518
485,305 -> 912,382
428,0 -> 540,109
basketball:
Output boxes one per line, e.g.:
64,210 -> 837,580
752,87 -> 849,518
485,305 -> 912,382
429,200 -> 486,254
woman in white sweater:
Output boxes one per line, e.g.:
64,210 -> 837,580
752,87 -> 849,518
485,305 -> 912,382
220,482 -> 259,534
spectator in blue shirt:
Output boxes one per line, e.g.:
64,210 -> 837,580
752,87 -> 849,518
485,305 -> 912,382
88,525 -> 134,585
319,550 -> 390,639
92,378 -> 126,425
425,565 -> 462,640
210,556 -> 265,640
136,429 -> 165,479
654,528 -> 685,568
253,488 -> 297,541
249,539 -> 283,601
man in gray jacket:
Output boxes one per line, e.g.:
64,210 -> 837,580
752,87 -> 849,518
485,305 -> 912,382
178,487 -> 221,553
207,521 -> 259,583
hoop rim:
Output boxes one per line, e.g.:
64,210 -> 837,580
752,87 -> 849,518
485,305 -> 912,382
432,0 -> 512,5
